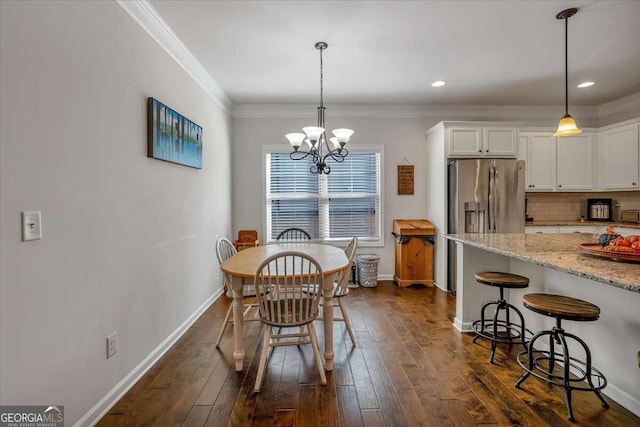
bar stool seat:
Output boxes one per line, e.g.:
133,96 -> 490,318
472,272 -> 532,364
515,293 -> 608,422
521,293 -> 600,321
475,271 -> 530,288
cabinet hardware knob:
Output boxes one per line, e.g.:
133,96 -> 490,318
478,150 -> 482,153
558,184 -> 562,188
633,182 -> 637,186
486,150 -> 489,153
532,185 -> 535,188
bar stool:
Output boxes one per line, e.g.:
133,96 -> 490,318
472,271 -> 531,363
515,293 -> 608,422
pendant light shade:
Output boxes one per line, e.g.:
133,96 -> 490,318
554,8 -> 581,138
555,114 -> 582,137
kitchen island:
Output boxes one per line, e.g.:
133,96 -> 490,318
445,232 -> 640,416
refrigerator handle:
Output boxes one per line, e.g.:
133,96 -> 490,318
491,166 -> 500,233
487,166 -> 496,233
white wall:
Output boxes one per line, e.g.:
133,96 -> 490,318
230,105 -> 603,282
232,113 -> 431,277
0,1 -> 231,425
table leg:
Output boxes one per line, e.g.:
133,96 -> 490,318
232,276 -> 245,371
323,273 -> 335,371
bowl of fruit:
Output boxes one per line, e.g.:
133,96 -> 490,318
578,226 -> 640,263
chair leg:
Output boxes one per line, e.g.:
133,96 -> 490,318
254,325 -> 272,393
215,304 -> 233,348
307,322 -> 327,385
338,298 -> 356,347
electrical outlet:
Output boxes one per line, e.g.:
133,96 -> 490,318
106,332 -> 118,359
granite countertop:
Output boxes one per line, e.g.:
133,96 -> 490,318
527,221 -> 640,229
444,233 -> 640,293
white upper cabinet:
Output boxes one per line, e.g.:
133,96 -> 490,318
556,133 -> 594,190
449,127 -> 482,155
520,131 -> 595,192
599,123 -> 639,190
525,132 -> 556,191
448,125 -> 517,158
484,127 -> 518,156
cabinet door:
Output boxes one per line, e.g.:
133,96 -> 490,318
556,134 -> 593,190
484,127 -> 517,157
600,124 -> 639,190
527,133 -> 556,191
449,127 -> 482,156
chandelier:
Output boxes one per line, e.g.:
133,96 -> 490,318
285,42 -> 354,174
553,8 -> 582,137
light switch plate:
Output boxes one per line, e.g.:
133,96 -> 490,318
22,211 -> 42,241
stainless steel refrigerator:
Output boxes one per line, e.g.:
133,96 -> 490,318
447,159 -> 525,292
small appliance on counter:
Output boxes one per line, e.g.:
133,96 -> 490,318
525,196 -> 533,223
587,198 -> 612,221
620,209 -> 640,223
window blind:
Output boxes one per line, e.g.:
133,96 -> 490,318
266,151 -> 381,242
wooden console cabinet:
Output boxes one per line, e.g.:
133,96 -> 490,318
393,219 -> 435,287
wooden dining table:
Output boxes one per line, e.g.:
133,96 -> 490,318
220,242 -> 350,372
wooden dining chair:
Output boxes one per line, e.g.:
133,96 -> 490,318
275,227 -> 311,242
326,237 -> 358,345
214,237 -> 261,348
306,237 -> 358,346
253,251 -> 327,392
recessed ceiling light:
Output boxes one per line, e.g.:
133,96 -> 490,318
577,81 -> 594,88
431,80 -> 446,87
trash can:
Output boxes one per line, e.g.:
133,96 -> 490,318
392,219 -> 435,288
357,254 -> 380,287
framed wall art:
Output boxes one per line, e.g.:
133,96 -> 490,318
147,97 -> 202,169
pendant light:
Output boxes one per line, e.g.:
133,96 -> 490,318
554,7 -> 582,137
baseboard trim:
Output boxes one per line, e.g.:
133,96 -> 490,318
453,317 -> 473,333
604,384 -> 640,418
74,288 -> 224,427
529,339 -> 640,417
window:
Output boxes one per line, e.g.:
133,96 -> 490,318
265,146 -> 383,245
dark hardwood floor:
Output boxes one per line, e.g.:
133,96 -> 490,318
98,282 -> 639,426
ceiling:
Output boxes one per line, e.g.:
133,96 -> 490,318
149,0 -> 640,107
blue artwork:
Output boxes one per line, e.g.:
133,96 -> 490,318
147,98 -> 202,169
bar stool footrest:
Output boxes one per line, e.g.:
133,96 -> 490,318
516,350 -> 607,392
472,319 -> 532,345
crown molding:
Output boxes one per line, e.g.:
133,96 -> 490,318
232,103 -> 600,127
117,0 -> 232,113
597,92 -> 640,126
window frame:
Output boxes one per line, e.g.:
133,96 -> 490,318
263,144 -> 385,247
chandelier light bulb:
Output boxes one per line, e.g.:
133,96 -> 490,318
285,133 -> 306,150
302,126 -> 325,145
332,128 -> 354,145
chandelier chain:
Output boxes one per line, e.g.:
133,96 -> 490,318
319,46 -> 324,108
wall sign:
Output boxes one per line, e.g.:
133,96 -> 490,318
397,165 -> 414,195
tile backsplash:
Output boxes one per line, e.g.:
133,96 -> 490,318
526,191 -> 640,221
